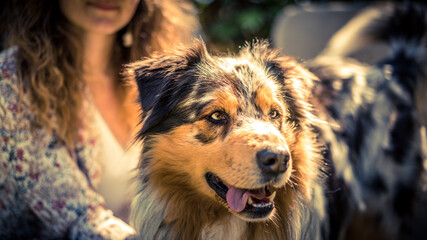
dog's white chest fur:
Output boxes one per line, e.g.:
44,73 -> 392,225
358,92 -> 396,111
201,215 -> 247,240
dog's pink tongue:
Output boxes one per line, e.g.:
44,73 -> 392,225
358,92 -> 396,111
226,187 -> 267,212
226,187 -> 250,212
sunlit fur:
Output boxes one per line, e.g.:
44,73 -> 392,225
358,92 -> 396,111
128,40 -> 326,240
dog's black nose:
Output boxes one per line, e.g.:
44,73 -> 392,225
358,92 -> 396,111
256,149 -> 290,177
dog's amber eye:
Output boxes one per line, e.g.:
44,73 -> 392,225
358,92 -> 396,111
208,111 -> 227,124
269,109 -> 280,119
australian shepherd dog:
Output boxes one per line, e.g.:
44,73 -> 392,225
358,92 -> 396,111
127,3 -> 426,240
127,40 -> 326,239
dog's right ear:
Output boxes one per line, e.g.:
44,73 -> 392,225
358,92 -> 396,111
125,40 -> 209,135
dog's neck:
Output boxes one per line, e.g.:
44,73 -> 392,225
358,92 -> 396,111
132,182 -> 291,239
201,214 -> 247,240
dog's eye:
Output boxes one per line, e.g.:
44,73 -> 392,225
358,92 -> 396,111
269,109 -> 280,119
208,111 -> 228,124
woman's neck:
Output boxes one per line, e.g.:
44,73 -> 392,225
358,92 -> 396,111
81,32 -> 116,79
80,31 -> 132,148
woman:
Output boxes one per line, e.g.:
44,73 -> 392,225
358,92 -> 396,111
0,0 -> 199,238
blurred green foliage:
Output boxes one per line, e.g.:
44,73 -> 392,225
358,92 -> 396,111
194,0 -> 291,53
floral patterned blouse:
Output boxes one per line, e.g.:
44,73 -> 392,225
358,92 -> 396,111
0,47 -> 136,239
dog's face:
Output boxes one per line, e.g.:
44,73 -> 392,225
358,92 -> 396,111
128,40 -> 317,222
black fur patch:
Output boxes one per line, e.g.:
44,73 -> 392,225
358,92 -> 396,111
366,175 -> 388,194
194,133 -> 213,144
389,106 -> 416,164
392,183 -> 416,217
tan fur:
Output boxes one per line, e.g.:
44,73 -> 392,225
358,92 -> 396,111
130,40 -> 326,239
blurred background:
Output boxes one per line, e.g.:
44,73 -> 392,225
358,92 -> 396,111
192,0 -> 367,54
192,0 -> 424,62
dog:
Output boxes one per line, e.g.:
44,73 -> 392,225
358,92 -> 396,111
309,3 -> 427,239
127,3 -> 426,240
126,40 -> 327,239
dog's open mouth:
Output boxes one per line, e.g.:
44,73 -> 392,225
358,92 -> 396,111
205,172 -> 276,219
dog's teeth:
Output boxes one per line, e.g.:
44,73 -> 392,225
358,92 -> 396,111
248,196 -> 253,205
267,191 -> 276,201
252,202 -> 273,208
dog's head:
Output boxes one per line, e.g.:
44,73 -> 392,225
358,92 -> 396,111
127,40 -> 320,222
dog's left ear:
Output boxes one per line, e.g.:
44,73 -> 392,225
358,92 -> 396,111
125,40 -> 209,135
243,40 -> 318,124
272,55 -> 319,125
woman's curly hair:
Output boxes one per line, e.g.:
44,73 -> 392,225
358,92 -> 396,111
1,0 -> 199,149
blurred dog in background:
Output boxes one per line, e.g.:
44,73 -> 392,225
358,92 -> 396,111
310,4 -> 427,239
310,3 -> 427,239
127,3 -> 426,240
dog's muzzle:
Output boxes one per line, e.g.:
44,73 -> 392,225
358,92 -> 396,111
205,172 -> 277,220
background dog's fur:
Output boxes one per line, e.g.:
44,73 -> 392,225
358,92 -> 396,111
310,3 -> 427,239
128,3 -> 426,240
